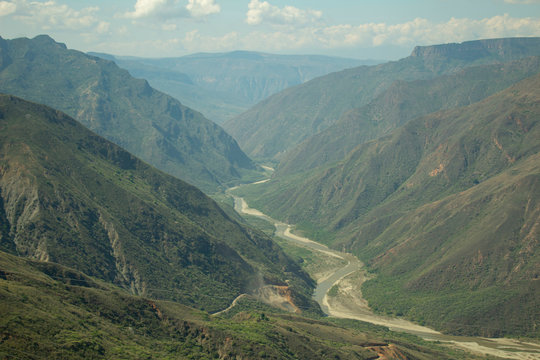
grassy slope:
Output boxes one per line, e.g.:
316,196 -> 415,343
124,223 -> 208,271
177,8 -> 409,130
239,73 -> 540,337
277,56 -> 540,176
0,35 -> 257,193
224,37 -> 540,161
0,94 -> 315,313
0,250 -> 478,359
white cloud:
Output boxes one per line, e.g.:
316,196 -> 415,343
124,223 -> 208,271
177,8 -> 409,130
230,14 -> 540,53
125,0 -> 171,19
186,0 -> 220,17
246,0 -> 322,26
345,15 -> 534,48
87,12 -> 540,58
125,0 -> 219,19
7,0 -> 108,32
0,1 -> 16,16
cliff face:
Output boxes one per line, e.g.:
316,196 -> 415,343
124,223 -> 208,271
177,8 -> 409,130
410,37 -> 540,61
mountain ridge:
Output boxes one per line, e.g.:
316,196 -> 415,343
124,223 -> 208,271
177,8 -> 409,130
276,55 -> 540,176
0,93 -> 315,312
236,71 -> 540,337
225,37 -> 540,161
0,34 -> 257,193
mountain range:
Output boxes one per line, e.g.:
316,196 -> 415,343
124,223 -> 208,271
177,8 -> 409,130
276,55 -> 540,176
0,93 -> 316,313
89,51 -> 376,124
0,90 -> 472,360
0,35 -> 258,193
1,31 -> 539,357
225,37 -> 540,161
236,69 -> 540,337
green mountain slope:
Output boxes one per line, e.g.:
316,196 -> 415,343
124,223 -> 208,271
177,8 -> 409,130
225,37 -> 540,161
238,73 -> 540,336
277,56 -> 540,176
89,51 -> 374,124
0,94 -> 314,313
0,250 -> 471,359
0,35 -> 257,193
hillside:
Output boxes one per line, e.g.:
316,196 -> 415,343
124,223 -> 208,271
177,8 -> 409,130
277,56 -> 540,176
90,51 -> 374,124
0,35 -> 257,193
236,72 -> 540,337
0,250 -> 473,359
225,37 -> 540,161
0,94 -> 316,313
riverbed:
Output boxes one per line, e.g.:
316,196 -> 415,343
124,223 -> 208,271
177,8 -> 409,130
230,189 -> 540,359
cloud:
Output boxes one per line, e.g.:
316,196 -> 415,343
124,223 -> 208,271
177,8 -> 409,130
125,0 -> 184,19
186,0 -> 220,17
125,0 -> 166,18
125,0 -> 219,19
6,0 -> 109,32
0,1 -> 16,16
233,14 -> 540,53
246,0 -> 322,26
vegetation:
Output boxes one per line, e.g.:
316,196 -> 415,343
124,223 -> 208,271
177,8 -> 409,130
0,250 -> 483,359
0,94 -> 315,313
1,33 -> 539,357
241,71 -> 540,337
0,35 -> 259,193
225,37 -> 540,161
277,56 -> 540,176
272,237 -> 347,283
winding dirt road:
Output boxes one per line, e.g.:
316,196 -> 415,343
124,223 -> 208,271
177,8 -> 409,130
229,185 -> 540,359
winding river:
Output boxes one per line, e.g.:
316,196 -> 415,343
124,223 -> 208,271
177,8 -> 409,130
229,183 -> 540,359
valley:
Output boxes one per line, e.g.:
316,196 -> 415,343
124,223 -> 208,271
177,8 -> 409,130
0,29 -> 539,359
230,180 -> 540,359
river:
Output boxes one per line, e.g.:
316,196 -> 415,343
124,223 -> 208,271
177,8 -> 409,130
229,186 -> 540,359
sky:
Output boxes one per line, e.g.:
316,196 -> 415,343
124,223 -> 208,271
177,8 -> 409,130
1,0 -> 540,60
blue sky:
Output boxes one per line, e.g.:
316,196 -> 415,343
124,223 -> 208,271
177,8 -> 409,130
1,0 -> 539,59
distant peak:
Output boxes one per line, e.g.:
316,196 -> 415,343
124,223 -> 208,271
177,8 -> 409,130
32,34 -> 67,49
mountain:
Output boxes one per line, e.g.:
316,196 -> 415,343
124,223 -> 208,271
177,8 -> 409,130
0,251 -> 469,359
0,35 -> 258,193
224,37 -> 540,161
89,51 -> 376,124
276,56 -> 540,176
0,93 -> 316,313
236,72 -> 540,337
